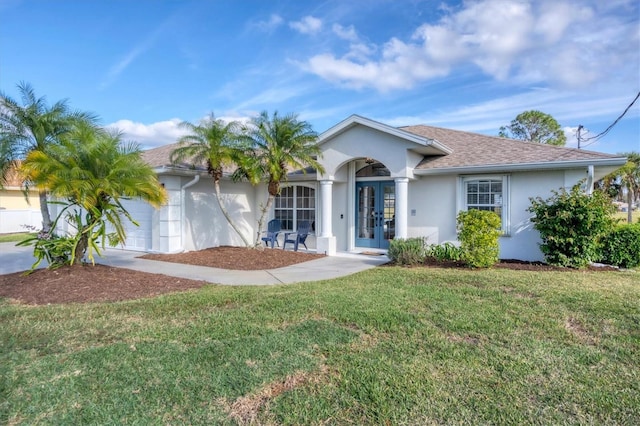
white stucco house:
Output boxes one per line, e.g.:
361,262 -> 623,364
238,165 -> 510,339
117,115 -> 626,261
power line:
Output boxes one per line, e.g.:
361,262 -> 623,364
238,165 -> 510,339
579,91 -> 640,148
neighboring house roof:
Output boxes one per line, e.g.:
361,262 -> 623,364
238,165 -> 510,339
1,161 -> 29,189
401,125 -> 626,174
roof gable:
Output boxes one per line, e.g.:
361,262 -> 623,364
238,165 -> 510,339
319,114 -> 452,155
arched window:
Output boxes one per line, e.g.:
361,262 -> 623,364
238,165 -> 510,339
356,161 -> 390,177
274,185 -> 316,231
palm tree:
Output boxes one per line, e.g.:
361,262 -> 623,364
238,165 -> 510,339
600,152 -> 640,223
619,152 -> 640,223
170,114 -> 252,247
21,122 -> 167,265
0,82 -> 98,231
239,111 -> 324,246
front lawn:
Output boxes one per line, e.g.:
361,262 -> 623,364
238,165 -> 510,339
1,267 -> 639,424
0,232 -> 35,243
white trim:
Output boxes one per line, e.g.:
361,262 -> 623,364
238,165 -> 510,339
458,175 -> 511,236
586,165 -> 594,195
416,157 -> 627,175
347,161 -> 355,251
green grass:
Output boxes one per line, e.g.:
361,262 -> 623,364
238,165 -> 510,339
614,210 -> 639,223
0,232 -> 35,243
1,268 -> 639,424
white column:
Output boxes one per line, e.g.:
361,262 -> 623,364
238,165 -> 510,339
317,180 -> 337,255
395,177 -> 409,239
320,180 -> 333,237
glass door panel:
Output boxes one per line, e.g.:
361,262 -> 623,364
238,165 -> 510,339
355,181 -> 395,249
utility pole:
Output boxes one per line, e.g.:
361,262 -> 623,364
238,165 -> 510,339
577,125 -> 583,149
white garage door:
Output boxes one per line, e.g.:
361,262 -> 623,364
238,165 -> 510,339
118,199 -> 153,251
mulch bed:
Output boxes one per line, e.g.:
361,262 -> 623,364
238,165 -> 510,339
0,247 -> 325,306
422,258 -> 620,272
0,247 -> 620,306
139,246 -> 325,270
0,265 -> 209,305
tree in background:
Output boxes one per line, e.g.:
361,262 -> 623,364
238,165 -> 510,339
599,152 -> 640,223
170,114 -> 252,247
20,122 -> 167,268
0,82 -> 98,231
236,111 -> 324,246
499,110 -> 566,146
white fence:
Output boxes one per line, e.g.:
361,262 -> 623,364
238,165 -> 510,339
0,209 -> 42,234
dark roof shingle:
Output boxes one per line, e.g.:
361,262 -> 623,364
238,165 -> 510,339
400,125 -> 619,170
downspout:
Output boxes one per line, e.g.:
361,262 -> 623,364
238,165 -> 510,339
586,165 -> 594,195
180,174 -> 200,251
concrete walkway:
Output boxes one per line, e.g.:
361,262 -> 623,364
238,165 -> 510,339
0,242 -> 389,285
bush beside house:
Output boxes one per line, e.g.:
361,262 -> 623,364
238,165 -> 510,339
528,185 -> 615,268
598,223 -> 640,268
457,209 -> 501,268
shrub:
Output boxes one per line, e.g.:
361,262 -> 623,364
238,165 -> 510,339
528,185 -> 615,268
17,231 -> 75,270
598,223 -> 640,268
388,237 -> 426,266
457,209 -> 501,268
425,242 -> 463,262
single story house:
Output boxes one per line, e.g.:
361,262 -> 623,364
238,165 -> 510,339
114,115 -> 626,261
0,162 -> 42,234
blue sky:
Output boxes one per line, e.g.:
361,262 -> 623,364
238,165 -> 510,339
1,0 -> 639,154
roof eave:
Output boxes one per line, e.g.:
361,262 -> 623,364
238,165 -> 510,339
154,165 -> 208,176
413,157 -> 628,175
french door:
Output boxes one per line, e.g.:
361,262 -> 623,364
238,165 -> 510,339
355,181 -> 395,249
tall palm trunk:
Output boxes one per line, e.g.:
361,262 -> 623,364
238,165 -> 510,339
38,189 -> 53,233
627,188 -> 634,224
254,194 -> 275,247
214,178 -> 252,247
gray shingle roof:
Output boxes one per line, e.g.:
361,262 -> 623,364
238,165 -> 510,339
141,122 -> 623,175
400,125 -> 620,170
142,142 -> 202,170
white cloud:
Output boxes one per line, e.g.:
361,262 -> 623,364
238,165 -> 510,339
107,115 -> 258,149
332,23 -> 358,41
107,118 -> 187,148
379,89 -> 636,142
289,16 -> 322,35
249,14 -> 284,32
300,0 -> 639,92
99,17 -> 173,90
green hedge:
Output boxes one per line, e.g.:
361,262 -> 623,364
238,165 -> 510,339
598,223 -> 640,268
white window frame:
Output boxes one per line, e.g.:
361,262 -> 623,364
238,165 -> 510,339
458,175 -> 510,235
274,184 -> 317,233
